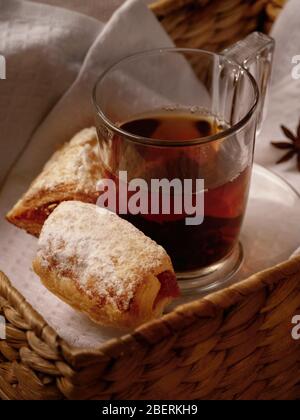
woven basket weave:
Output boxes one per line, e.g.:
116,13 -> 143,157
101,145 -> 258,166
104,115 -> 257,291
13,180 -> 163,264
1,0 -> 295,401
150,0 -> 287,51
1,257 -> 300,400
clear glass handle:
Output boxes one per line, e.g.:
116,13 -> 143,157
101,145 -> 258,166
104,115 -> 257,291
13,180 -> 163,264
223,32 -> 275,132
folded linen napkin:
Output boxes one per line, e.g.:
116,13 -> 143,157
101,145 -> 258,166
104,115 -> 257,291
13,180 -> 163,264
255,0 -> 300,190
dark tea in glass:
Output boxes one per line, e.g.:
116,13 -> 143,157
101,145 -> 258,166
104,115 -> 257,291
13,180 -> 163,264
100,111 -> 252,273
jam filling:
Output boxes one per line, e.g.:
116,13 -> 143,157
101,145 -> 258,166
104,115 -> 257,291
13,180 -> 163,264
154,271 -> 180,309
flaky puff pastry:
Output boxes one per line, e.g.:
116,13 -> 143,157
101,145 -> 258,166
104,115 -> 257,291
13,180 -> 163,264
32,201 -> 180,329
6,128 -> 102,237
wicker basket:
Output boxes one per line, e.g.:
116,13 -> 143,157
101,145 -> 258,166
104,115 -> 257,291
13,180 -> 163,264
150,0 -> 287,52
1,257 -> 300,400
1,0 -> 296,401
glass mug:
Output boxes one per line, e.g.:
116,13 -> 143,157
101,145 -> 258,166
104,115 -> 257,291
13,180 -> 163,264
93,32 -> 274,292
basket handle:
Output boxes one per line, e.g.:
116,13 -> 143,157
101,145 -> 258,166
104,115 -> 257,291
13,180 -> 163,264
223,32 -> 275,133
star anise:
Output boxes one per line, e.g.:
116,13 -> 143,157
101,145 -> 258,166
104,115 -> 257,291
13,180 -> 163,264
271,119 -> 300,171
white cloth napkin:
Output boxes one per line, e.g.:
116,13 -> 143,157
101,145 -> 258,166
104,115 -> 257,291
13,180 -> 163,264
0,0 -> 101,185
0,0 -> 300,348
0,0 -> 172,190
255,0 -> 300,192
29,0 -> 125,22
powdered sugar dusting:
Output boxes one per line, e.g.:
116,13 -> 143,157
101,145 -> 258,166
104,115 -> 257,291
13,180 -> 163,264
37,201 -> 170,311
24,128 -> 102,200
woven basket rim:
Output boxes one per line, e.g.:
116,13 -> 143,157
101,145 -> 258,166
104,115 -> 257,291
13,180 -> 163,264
1,255 -> 300,368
